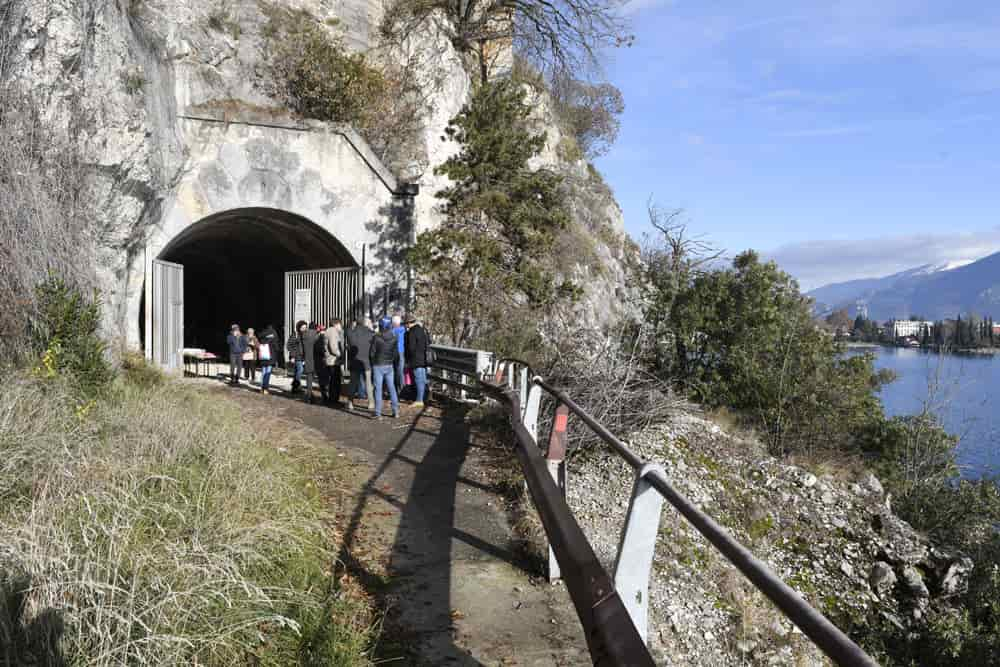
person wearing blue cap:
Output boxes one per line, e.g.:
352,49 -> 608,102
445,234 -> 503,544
391,314 -> 406,392
369,317 -> 400,419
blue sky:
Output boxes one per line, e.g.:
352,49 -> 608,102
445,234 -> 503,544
595,0 -> 1000,289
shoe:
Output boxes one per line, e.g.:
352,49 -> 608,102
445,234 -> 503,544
346,402 -> 354,411
262,389 -> 269,395
412,401 -> 425,409
392,411 -> 400,419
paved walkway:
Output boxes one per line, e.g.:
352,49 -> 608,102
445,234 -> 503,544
201,370 -> 588,666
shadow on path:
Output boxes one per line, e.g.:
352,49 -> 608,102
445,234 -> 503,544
208,377 -> 588,665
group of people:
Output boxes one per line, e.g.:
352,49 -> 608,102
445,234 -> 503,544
225,314 -> 432,420
225,324 -> 279,391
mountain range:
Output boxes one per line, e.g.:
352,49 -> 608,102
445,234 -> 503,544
808,253 -> 1000,321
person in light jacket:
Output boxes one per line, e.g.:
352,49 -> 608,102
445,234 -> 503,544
242,327 -> 259,383
321,318 -> 345,405
256,325 -> 278,394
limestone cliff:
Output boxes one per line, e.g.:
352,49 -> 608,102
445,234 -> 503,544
1,0 -> 639,352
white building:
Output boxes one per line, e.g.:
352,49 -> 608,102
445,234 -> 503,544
893,320 -> 934,338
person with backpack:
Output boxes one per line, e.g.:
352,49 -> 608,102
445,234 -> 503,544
256,325 -> 278,395
404,315 -> 432,408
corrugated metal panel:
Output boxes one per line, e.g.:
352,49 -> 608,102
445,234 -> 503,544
152,259 -> 184,371
284,267 -> 363,343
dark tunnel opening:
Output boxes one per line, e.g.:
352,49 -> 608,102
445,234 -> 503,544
145,208 -> 356,357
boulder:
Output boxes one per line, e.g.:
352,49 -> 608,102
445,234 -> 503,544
900,566 -> 930,599
940,557 -> 974,597
869,561 -> 897,596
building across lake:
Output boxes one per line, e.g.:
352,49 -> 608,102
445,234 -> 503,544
892,320 -> 934,338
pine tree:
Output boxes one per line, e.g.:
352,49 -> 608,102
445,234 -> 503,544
410,78 -> 574,346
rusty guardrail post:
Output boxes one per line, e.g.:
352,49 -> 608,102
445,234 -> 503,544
613,462 -> 667,644
546,401 -> 570,582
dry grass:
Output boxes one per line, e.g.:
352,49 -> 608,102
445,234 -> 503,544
0,369 -> 373,666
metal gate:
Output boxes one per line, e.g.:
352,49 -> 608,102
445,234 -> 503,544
284,267 -> 362,342
151,259 -> 184,371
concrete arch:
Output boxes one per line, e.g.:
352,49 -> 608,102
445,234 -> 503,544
129,114 -> 413,353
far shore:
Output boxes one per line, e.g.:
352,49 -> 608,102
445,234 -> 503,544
840,340 -> 998,356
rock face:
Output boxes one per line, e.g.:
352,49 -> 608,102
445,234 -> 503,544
5,0 -> 631,354
562,412 -> 973,665
3,0 -> 638,356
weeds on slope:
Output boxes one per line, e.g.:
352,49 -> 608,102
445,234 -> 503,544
0,369 -> 373,666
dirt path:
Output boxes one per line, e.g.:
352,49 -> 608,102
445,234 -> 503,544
207,378 -> 587,666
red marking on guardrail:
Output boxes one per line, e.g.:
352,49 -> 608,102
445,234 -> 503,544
554,413 -> 568,432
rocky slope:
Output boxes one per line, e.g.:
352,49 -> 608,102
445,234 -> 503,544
565,412 -> 971,665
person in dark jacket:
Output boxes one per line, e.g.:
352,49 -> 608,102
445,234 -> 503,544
286,320 -> 306,393
404,315 -> 431,408
301,322 -> 320,404
226,324 -> 246,386
345,318 -> 375,411
369,319 -> 399,419
256,325 -> 278,394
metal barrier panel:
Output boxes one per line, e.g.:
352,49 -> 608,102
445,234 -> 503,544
284,268 -> 362,342
151,259 -> 184,371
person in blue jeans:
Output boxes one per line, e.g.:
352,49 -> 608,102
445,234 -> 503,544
257,325 -> 278,394
369,318 -> 399,419
391,314 -> 406,392
404,315 -> 430,408
286,320 -> 307,393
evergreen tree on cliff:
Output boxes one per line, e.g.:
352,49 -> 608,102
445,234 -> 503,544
410,79 -> 574,349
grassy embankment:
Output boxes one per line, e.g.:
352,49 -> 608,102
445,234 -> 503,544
0,360 -> 374,666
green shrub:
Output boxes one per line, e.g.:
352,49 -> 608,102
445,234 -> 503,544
30,276 -> 111,398
262,4 -> 385,128
119,350 -> 165,388
858,414 -> 957,489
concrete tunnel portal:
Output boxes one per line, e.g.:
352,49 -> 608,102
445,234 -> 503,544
148,207 -> 358,356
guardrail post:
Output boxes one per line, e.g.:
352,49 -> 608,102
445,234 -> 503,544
546,402 -> 570,582
613,463 -> 666,644
518,366 -> 529,410
523,380 -> 543,442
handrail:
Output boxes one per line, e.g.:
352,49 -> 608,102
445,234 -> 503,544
478,382 -> 656,666
532,378 -> 878,667
429,353 -> 879,666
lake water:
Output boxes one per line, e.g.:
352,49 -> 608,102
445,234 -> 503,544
862,347 -> 1000,479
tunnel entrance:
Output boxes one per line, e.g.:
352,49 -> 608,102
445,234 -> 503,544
146,207 -> 359,360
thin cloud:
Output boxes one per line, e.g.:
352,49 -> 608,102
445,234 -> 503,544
621,0 -> 672,16
778,125 -> 870,139
767,229 -> 1000,291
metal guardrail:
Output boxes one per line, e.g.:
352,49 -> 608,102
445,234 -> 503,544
427,344 -> 494,400
429,351 -> 879,667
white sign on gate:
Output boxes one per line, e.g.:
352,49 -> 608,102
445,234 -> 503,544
294,289 -> 312,324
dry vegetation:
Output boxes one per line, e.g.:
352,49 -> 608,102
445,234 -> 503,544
0,368 -> 374,665
0,76 -> 98,364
